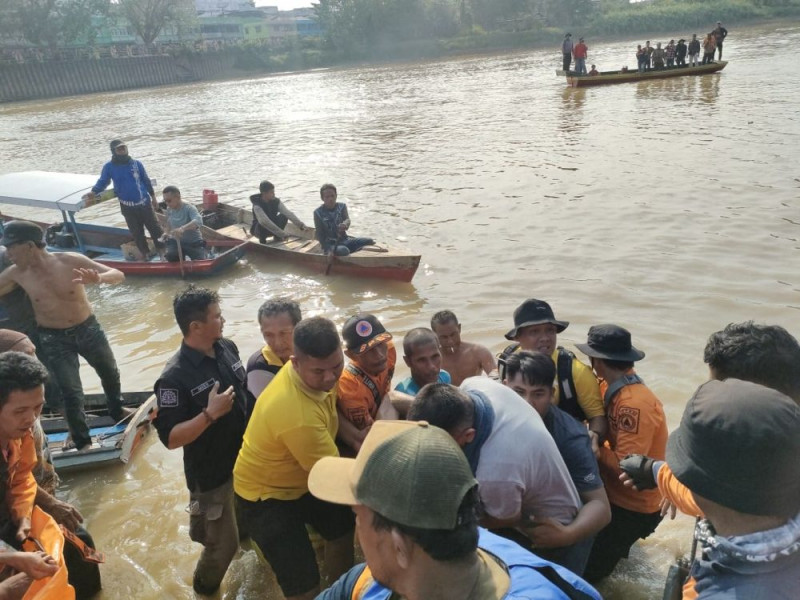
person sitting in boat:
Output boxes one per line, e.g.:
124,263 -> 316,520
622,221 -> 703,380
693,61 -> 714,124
85,139 -> 165,261
430,310 -> 495,386
395,328 -> 451,396
588,65 -> 599,76
160,185 -> 205,262
0,220 -> 127,453
249,180 -> 307,243
675,39 -> 687,66
246,297 -> 301,399
688,33 -> 701,66
314,183 -> 375,256
652,42 -> 666,69
336,314 -> 398,456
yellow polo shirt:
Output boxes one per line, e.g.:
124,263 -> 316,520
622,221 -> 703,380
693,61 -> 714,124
233,361 -> 339,501
550,348 -> 605,419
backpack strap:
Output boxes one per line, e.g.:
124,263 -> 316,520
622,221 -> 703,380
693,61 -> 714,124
496,342 -> 520,381
556,347 -> 586,422
530,564 -> 597,600
346,363 -> 381,405
603,373 -> 644,407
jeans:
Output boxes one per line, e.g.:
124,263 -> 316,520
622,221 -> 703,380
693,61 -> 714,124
37,315 -> 123,449
575,58 -> 586,75
120,202 -> 164,259
333,236 -> 375,256
165,239 -> 205,262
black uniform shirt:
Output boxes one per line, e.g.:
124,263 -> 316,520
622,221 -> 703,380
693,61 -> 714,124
154,338 -> 250,493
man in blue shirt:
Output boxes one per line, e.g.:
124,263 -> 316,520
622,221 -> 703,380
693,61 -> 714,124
503,350 -> 611,576
86,139 -> 164,261
394,328 -> 451,395
160,186 -> 205,262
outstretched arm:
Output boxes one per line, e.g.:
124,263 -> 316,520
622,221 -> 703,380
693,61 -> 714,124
253,205 -> 287,239
68,253 -> 125,285
277,201 -> 307,229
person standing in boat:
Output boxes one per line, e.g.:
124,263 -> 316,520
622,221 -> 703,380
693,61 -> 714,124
636,45 -> 647,72
160,186 -> 206,262
665,40 -> 676,67
562,32 -> 574,72
313,184 -> 375,256
688,34 -> 701,66
675,39 -> 687,66
249,181 -> 307,244
573,37 -> 588,75
246,297 -> 301,399
714,21 -> 728,59
652,42 -> 666,69
702,32 -> 717,64
153,286 -> 250,596
85,139 -> 164,261
0,220 -> 127,453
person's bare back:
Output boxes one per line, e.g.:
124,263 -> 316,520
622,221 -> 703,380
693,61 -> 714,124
441,341 -> 496,386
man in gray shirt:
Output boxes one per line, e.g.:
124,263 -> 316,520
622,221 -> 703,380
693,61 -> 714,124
161,185 -> 205,261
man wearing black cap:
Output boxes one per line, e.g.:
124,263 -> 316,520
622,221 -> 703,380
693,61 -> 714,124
676,38 -> 687,66
336,314 -> 397,455
575,324 -> 667,583
666,379 -> 800,598
0,220 -> 126,452
85,139 -> 164,261
501,298 -> 606,446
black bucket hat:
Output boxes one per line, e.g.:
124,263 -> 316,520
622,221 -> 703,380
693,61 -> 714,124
505,299 -> 569,340
667,378 -> 800,517
575,324 -> 645,362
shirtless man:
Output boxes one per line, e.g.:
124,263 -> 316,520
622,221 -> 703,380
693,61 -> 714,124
0,221 -> 126,452
430,310 -> 495,386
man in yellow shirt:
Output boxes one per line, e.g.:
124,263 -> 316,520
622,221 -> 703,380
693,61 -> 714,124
234,316 -> 354,600
502,298 -> 606,448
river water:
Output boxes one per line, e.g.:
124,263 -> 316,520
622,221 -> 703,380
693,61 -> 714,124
1,20 -> 799,599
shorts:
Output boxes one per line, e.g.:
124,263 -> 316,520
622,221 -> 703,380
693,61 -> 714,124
236,492 -> 354,597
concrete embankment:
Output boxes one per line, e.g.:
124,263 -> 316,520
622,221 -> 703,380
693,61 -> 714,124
0,54 -> 234,103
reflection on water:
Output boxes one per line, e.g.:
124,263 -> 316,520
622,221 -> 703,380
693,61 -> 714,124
2,20 -> 800,600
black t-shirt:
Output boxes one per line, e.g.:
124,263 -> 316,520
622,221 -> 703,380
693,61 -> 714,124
153,339 -> 250,493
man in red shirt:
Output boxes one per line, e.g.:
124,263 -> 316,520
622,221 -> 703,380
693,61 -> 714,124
574,38 -> 589,75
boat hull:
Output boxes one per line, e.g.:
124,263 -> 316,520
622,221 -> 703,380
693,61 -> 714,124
565,61 -> 727,87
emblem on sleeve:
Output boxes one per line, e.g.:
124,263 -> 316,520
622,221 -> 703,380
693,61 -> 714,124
618,406 -> 640,434
159,389 -> 179,408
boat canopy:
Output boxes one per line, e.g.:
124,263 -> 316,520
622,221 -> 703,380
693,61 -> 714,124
0,171 -> 99,212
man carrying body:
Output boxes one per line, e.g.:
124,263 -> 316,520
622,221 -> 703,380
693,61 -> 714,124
313,184 -> 374,257
575,324 -> 668,583
245,298 -> 301,399
311,420 -> 601,600
503,351 -> 611,576
153,286 -> 250,595
713,21 -> 728,59
249,181 -> 307,243
233,317 -> 354,600
408,378 -> 587,574
85,139 -> 164,261
501,298 -> 606,447
430,310 -> 495,386
336,314 -> 397,455
562,33 -> 574,71
394,328 -> 451,395
0,221 -> 126,452
160,185 -> 205,262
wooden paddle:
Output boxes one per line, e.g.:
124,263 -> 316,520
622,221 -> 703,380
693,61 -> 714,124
175,235 -> 186,278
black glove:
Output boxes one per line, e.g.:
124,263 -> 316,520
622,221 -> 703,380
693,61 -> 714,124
619,454 -> 657,490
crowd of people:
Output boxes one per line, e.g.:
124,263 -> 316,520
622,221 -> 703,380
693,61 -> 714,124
1,214 -> 798,599
561,21 -> 729,75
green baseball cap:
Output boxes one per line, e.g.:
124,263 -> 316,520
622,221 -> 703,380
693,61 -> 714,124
309,421 -> 477,529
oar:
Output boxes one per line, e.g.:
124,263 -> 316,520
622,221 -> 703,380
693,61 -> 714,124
325,249 -> 336,276
176,235 -> 186,278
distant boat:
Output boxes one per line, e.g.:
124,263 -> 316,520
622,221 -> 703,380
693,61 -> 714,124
557,61 -> 728,87
0,171 -> 248,278
42,391 -> 156,471
200,202 -> 421,283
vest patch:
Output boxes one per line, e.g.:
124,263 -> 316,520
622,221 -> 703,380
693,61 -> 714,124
191,379 -> 216,397
158,388 -> 179,408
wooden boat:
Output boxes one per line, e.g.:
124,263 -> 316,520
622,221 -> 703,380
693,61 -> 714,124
558,61 -> 727,87
41,391 -> 156,471
0,171 -> 248,277
200,202 -> 421,282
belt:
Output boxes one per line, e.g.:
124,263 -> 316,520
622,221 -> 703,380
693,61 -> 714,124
118,199 -> 150,207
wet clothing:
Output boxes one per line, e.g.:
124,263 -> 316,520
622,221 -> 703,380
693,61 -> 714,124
337,342 -> 396,430
313,202 -> 374,255
37,314 -> 124,450
394,369 -> 451,396
318,528 -> 602,600
245,345 -> 285,400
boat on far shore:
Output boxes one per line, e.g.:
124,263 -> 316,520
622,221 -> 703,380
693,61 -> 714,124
557,60 -> 727,87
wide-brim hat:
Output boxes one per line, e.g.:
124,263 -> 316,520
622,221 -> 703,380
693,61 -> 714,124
342,313 -> 392,355
0,220 -> 44,247
575,324 -> 645,362
505,298 -> 568,340
667,378 -> 800,517
309,421 -> 477,529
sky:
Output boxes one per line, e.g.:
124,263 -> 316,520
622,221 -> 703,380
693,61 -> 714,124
256,0 -> 313,10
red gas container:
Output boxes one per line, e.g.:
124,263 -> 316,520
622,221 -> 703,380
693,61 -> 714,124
202,189 -> 219,212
